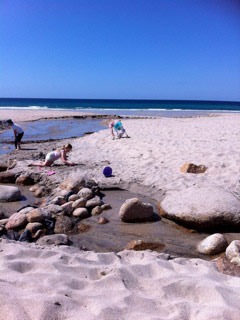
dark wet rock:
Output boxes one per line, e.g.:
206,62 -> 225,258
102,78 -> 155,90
0,225 -> 5,236
225,240 -> 240,266
44,218 -> 55,232
196,233 -> 228,255
72,198 -> 87,209
26,222 -> 43,233
0,171 -> 16,183
26,208 -> 45,223
158,186 -> 240,229
125,240 -> 165,252
5,213 -> 27,230
98,217 -> 109,224
0,162 -> 8,172
0,185 -> 21,202
72,208 -> 89,219
101,204 -> 112,211
86,196 -> 103,208
4,230 -> 20,241
119,198 -> 154,223
54,216 -> 75,234
19,229 -> 32,242
36,234 -> 70,246
78,188 -> 93,200
91,206 -> 103,216
16,175 -> 34,185
180,163 -> 207,174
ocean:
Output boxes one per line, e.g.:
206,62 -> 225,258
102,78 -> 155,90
0,98 -> 240,117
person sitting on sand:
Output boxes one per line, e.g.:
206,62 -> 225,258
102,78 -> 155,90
29,143 -> 75,167
6,119 -> 24,150
109,119 -> 129,139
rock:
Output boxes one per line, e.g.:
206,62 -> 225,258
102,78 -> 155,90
0,225 -> 5,236
44,204 -> 64,216
0,185 -> 21,202
60,189 -> 74,199
0,171 -> 16,183
34,186 -> 47,198
215,256 -> 240,277
26,222 -> 43,233
0,162 -> 8,172
16,175 -> 34,185
86,196 -> 102,208
226,240 -> 240,266
60,178 -> 85,193
54,216 -> 74,234
61,201 -> 74,214
0,218 -> 9,225
51,196 -> 66,205
196,233 -> 228,255
158,186 -> 240,229
29,185 -> 39,192
78,188 -> 93,200
68,194 -> 79,202
5,213 -> 27,230
101,204 -> 112,210
72,198 -> 87,209
36,234 -> 70,246
98,217 -> 109,224
19,229 -> 32,242
119,198 -> 154,222
125,240 -> 165,252
91,206 -> 103,216
32,229 -> 45,240
18,207 -> 34,215
180,163 -> 207,174
78,223 -> 91,233
72,208 -> 89,219
26,208 -> 45,223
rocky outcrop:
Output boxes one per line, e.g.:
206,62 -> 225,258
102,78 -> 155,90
119,198 -> 154,222
159,186 -> 240,229
0,185 -> 21,202
196,233 -> 228,255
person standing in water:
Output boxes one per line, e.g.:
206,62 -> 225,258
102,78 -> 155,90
7,119 -> 24,150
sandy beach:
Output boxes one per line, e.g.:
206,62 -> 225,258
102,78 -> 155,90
1,111 -> 240,319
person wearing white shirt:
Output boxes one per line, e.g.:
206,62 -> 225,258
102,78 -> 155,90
7,119 -> 24,150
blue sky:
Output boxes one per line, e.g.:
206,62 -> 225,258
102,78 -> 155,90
1,0 -> 240,101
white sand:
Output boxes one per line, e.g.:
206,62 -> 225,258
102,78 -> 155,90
0,239 -> 240,320
67,114 -> 240,200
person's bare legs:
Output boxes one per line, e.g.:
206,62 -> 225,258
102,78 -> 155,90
28,160 -> 53,167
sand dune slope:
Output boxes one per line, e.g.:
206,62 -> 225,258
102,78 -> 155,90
0,239 -> 240,320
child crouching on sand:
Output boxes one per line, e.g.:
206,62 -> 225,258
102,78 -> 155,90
29,143 -> 75,167
109,119 -> 129,139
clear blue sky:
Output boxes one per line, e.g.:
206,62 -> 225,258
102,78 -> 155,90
1,0 -> 240,101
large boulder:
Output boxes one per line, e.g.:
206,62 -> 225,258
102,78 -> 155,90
78,188 -> 93,200
196,233 -> 228,255
119,198 -> 154,222
26,208 -> 45,223
0,185 -> 21,202
158,186 -> 240,229
226,240 -> 240,266
54,216 -> 75,234
16,175 -> 34,185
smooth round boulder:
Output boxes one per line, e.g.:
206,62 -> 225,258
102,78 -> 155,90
119,198 -> 154,222
72,198 -> 87,209
91,206 -> 103,216
72,208 -> 89,219
196,233 -> 228,255
0,185 -> 21,202
226,240 -> 240,266
86,196 -> 102,208
26,222 -> 43,233
26,208 -> 45,223
159,186 -> 240,229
